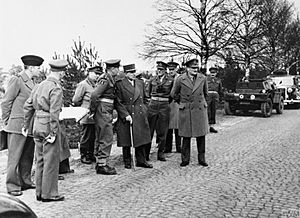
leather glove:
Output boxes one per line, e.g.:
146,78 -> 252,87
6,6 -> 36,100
45,134 -> 56,144
125,115 -> 133,124
112,118 -> 118,124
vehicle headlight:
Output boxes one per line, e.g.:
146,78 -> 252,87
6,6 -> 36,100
250,95 -> 255,100
239,94 -> 244,99
261,90 -> 266,93
234,93 -> 239,97
288,87 -> 293,93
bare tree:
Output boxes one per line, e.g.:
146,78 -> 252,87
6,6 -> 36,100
282,15 -> 300,73
140,0 -> 241,69
260,0 -> 294,72
228,0 -> 266,77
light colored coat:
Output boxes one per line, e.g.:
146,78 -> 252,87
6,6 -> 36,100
72,77 -> 95,124
171,73 -> 209,137
1,72 -> 34,135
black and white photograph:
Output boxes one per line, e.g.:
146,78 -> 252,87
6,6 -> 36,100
0,0 -> 300,217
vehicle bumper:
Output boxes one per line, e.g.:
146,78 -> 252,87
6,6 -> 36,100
284,99 -> 300,105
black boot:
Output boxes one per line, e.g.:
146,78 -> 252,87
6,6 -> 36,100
81,155 -> 92,164
124,159 -> 131,169
80,148 -> 92,164
198,153 -> 208,167
95,164 -> 117,175
157,152 -> 166,161
209,126 -> 218,133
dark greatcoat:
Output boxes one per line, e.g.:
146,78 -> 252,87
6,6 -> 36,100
171,73 -> 209,137
115,78 -> 151,148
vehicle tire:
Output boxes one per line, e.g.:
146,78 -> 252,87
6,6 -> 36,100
275,96 -> 284,114
224,102 -> 235,115
261,98 -> 273,117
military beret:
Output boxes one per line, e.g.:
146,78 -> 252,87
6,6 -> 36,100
49,59 -> 68,71
21,55 -> 44,66
167,61 -> 179,70
88,66 -> 103,74
185,58 -> 199,68
156,61 -> 168,70
105,59 -> 121,68
123,64 -> 136,73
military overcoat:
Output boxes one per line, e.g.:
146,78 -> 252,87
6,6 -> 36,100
171,73 -> 209,137
115,78 -> 151,148
1,72 -> 34,135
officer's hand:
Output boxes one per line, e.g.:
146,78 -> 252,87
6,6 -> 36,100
112,118 -> 118,124
125,115 -> 133,124
45,134 -> 56,144
21,127 -> 28,137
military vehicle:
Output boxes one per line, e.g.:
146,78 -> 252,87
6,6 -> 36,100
269,74 -> 300,108
224,78 -> 284,117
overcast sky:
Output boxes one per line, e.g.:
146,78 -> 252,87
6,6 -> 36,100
0,0 -> 300,71
0,0 -> 156,71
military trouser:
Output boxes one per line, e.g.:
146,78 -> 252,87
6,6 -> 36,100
145,101 -> 170,159
59,158 -> 71,174
181,136 -> 205,164
207,98 -> 217,124
6,133 -> 34,192
165,129 -> 181,152
79,124 -> 95,157
94,102 -> 114,166
34,135 -> 60,199
122,145 -> 148,165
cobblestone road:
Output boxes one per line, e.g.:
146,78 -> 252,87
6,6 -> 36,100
0,109 -> 299,218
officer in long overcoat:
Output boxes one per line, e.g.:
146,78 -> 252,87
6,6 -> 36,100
115,64 -> 152,169
1,55 -> 44,196
23,59 -> 68,202
171,58 -> 209,167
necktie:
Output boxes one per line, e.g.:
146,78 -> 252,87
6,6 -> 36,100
192,76 -> 196,85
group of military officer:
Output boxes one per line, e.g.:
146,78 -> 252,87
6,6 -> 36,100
1,54 -> 223,202
74,58 -> 223,175
1,55 -> 69,202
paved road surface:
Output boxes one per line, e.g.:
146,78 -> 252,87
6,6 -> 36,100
0,109 -> 299,218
